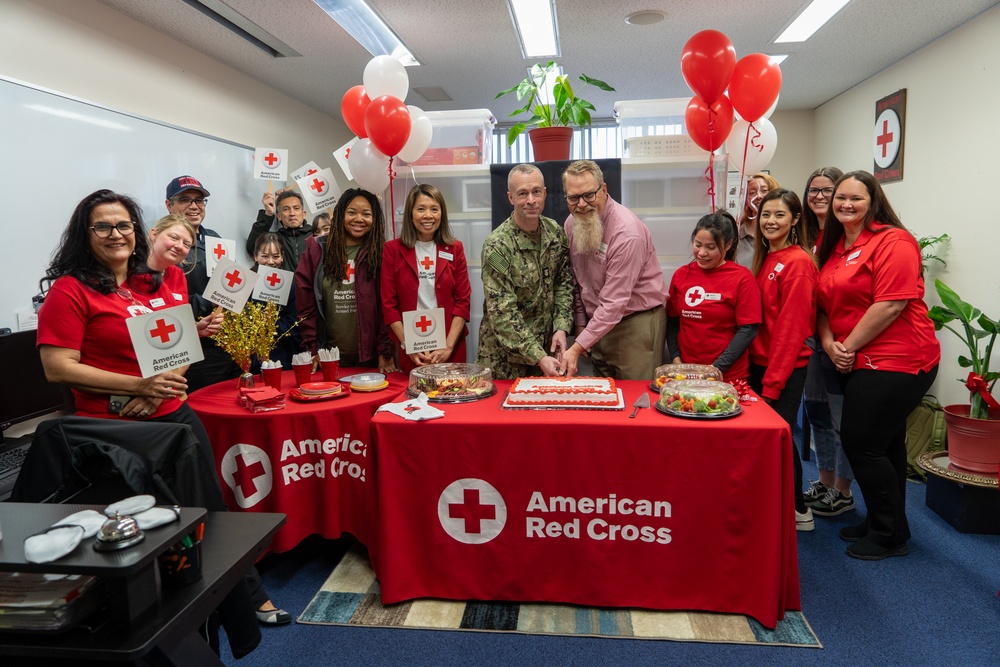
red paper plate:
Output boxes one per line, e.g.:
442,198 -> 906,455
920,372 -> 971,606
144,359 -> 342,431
299,381 -> 345,396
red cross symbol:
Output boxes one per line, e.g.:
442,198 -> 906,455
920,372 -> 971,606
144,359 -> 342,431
344,261 -> 355,282
415,315 -> 433,333
420,255 -> 434,270
264,152 -> 279,167
306,168 -> 318,175
876,119 -> 894,159
448,488 -> 496,534
310,177 -> 326,194
687,288 -> 703,303
225,270 -> 243,288
233,453 -> 267,498
213,243 -> 226,260
266,272 -> 282,287
148,319 -> 177,344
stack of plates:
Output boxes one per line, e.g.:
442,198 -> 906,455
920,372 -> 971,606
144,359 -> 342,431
298,382 -> 343,397
344,373 -> 389,392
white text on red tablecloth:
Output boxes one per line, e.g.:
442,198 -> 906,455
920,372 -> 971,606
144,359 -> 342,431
279,434 -> 368,485
525,492 -> 672,544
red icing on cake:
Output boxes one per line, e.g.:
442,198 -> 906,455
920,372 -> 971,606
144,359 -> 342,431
507,377 -> 618,406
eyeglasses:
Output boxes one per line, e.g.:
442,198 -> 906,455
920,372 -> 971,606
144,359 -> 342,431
172,196 -> 208,207
565,188 -> 601,205
806,187 -> 835,198
91,221 -> 136,237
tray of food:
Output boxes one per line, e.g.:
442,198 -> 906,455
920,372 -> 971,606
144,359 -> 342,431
405,363 -> 496,403
654,379 -> 741,419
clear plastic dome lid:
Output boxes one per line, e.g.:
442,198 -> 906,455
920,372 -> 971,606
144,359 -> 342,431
657,379 -> 739,416
653,364 -> 722,390
407,363 -> 495,402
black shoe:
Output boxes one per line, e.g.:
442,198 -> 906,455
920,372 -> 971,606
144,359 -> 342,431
838,522 -> 868,542
256,608 -> 292,625
845,538 -> 908,560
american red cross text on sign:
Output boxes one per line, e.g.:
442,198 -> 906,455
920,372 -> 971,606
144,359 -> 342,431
148,319 -> 176,344
225,270 -> 243,288
415,315 -> 433,333
420,256 -> 434,270
264,152 -> 278,167
448,488 -> 496,534
266,272 -> 281,287
213,244 -> 227,260
234,453 -> 267,498
876,120 -> 894,159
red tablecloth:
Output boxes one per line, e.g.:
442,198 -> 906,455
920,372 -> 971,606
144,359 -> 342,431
187,368 -> 408,553
371,379 -> 801,629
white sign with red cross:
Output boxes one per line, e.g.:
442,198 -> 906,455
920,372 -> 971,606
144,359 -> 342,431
125,304 -> 204,378
251,266 -> 293,306
203,257 -> 258,313
290,160 -> 322,183
296,167 -> 342,214
402,307 -> 446,354
204,237 -> 237,278
253,147 -> 289,182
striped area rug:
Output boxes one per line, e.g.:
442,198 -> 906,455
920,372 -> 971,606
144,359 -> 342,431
297,548 -> 821,648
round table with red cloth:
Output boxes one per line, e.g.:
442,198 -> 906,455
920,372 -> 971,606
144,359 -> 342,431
187,368 -> 408,552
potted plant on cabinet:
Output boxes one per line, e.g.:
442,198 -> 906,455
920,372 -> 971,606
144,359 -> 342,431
927,279 -> 1000,473
495,61 -> 614,161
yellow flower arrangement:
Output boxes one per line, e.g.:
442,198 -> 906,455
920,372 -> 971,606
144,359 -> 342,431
211,302 -> 298,372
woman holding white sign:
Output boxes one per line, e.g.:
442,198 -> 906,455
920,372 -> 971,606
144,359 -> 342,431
381,184 -> 471,373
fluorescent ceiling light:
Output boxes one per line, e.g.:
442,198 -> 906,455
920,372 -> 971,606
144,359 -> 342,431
770,55 -> 789,65
313,0 -> 420,66
775,0 -> 851,43
507,0 -> 561,58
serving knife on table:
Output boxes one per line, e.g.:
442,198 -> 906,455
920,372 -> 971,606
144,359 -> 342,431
629,392 -> 650,418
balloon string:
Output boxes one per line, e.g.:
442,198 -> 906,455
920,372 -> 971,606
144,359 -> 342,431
704,154 -> 716,211
748,121 -> 764,153
738,124 -> 751,211
388,157 -> 397,239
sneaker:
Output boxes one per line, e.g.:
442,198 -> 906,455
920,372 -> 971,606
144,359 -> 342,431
811,488 -> 855,516
803,480 -> 829,506
795,508 -> 815,531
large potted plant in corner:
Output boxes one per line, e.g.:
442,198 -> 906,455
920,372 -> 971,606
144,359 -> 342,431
495,61 -> 614,161
927,279 -> 1000,474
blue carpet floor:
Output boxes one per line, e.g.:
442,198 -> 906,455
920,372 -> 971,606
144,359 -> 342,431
224,456 -> 1000,666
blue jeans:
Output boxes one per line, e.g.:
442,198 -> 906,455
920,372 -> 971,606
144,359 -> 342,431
803,339 -> 853,480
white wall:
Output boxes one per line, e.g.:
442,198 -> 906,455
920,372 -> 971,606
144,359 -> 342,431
0,0 -> 353,191
813,5 -> 1000,406
766,110 -> 816,192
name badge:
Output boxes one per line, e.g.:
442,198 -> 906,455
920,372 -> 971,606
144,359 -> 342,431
774,262 -> 785,273
149,297 -> 166,308
172,293 -> 184,301
599,242 -> 608,254
127,305 -> 154,317
704,292 -> 722,301
438,251 -> 453,262
846,250 -> 862,262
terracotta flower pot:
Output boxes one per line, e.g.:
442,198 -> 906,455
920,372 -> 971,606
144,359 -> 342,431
943,404 -> 1000,474
529,127 -> 573,162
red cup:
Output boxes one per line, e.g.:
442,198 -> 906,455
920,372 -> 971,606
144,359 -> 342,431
320,360 -> 340,382
261,367 -> 282,390
292,363 -> 313,387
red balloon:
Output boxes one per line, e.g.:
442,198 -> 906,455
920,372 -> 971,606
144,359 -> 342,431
685,95 -> 734,152
364,96 -> 412,157
728,54 -> 782,122
342,85 -> 371,138
680,30 -> 736,105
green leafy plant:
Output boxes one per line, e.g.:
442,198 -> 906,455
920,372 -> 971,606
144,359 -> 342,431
927,280 -> 999,419
917,233 -> 950,271
495,61 -> 615,146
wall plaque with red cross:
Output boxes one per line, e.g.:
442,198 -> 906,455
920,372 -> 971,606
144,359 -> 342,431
402,307 -> 446,354
125,304 -> 204,377
250,266 -> 294,306
872,89 -> 906,183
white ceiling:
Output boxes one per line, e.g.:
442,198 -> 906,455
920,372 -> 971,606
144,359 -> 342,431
96,0 -> 998,125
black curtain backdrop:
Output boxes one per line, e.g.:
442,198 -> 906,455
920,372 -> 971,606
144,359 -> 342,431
489,159 -> 622,230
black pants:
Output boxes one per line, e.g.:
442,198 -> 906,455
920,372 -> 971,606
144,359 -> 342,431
839,367 -> 937,546
750,365 -> 808,513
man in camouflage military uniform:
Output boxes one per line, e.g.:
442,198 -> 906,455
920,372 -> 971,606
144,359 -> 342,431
476,164 -> 574,379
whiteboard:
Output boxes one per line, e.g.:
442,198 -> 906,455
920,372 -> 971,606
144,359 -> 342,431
0,76 -> 261,331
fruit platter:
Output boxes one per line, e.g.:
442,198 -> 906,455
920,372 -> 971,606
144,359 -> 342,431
651,363 -> 722,392
406,363 -> 496,403
655,379 -> 742,419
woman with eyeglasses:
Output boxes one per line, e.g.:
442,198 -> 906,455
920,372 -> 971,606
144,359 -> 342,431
816,170 -> 939,560
799,167 -> 856,518
735,172 -> 780,268
294,188 -> 397,373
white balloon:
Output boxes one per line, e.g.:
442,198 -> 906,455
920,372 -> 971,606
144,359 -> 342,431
726,118 -> 777,175
762,94 -> 779,120
363,55 -> 409,101
397,105 -> 433,163
347,138 -> 390,193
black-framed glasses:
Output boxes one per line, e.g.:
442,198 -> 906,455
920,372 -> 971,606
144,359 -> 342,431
91,221 -> 136,237
806,187 -> 835,198
172,196 -> 208,207
565,189 -> 601,205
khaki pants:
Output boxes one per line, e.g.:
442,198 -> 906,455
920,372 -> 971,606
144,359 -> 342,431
588,305 -> 666,381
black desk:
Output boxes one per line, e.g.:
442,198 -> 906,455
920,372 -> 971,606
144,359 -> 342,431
0,503 -> 284,665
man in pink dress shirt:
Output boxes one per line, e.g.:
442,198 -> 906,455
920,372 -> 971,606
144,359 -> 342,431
560,160 -> 668,380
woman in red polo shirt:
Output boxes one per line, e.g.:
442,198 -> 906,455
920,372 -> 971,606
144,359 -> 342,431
667,211 -> 761,382
816,170 -> 939,561
381,184 -> 471,373
748,189 -> 819,531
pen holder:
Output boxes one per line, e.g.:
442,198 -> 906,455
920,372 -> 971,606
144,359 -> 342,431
157,533 -> 203,587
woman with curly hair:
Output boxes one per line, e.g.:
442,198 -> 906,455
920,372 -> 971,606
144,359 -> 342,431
294,188 -> 397,373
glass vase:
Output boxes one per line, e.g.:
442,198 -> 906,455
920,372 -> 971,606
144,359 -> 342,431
236,371 -> 255,406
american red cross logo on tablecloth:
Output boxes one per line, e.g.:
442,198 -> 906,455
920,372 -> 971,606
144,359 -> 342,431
449,488 -> 496,534
420,256 -> 434,270
221,444 -> 274,509
685,286 -> 706,307
213,243 -> 227,260
148,318 -> 176,344
310,177 -> 328,195
876,120 -> 894,159
265,272 -> 282,288
234,453 -> 266,498
264,152 -> 279,167
225,270 -> 243,288
343,260 -> 355,285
